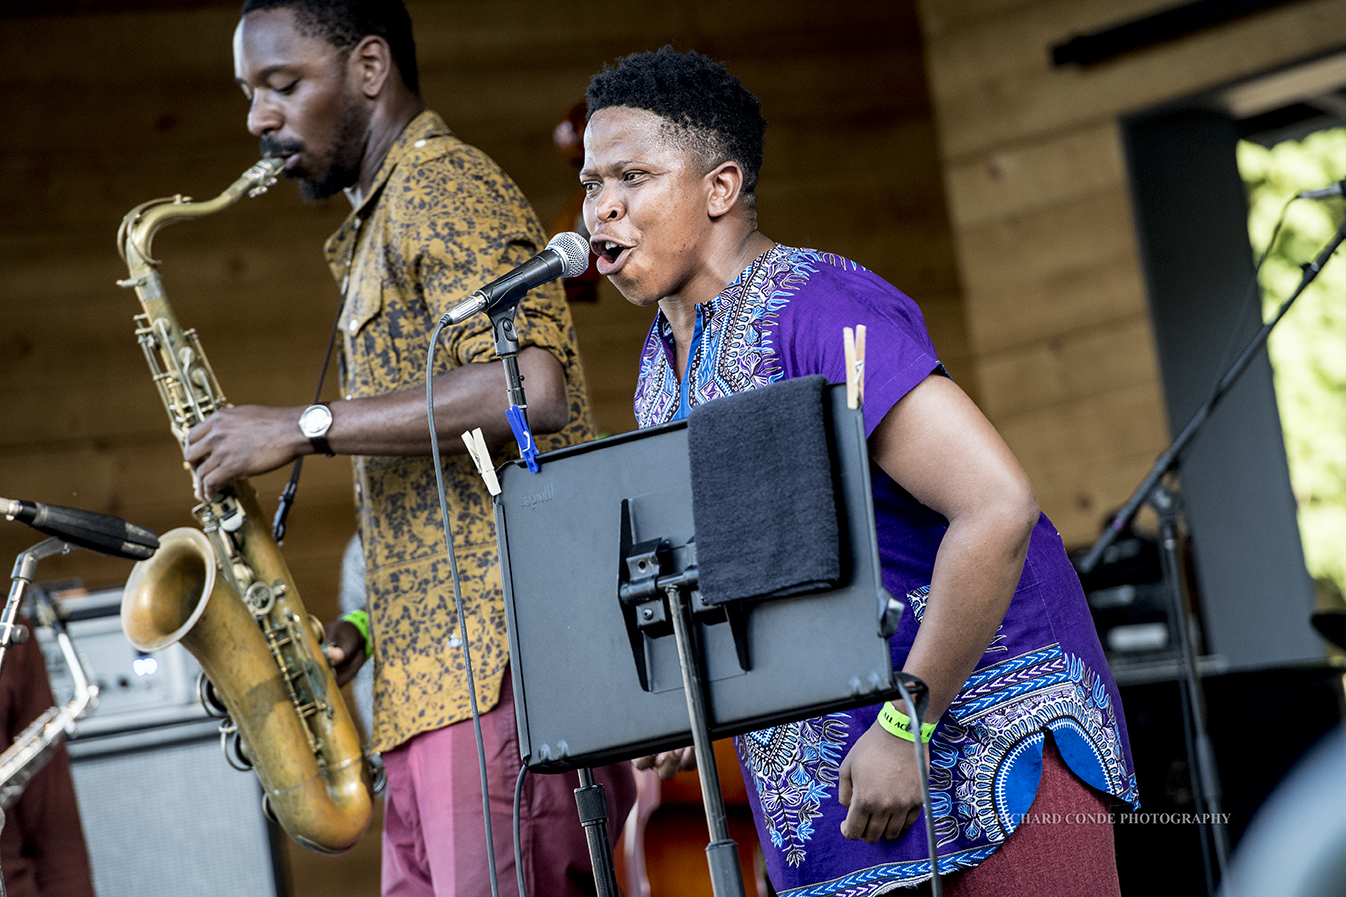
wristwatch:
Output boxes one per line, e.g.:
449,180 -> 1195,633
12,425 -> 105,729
298,403 -> 335,457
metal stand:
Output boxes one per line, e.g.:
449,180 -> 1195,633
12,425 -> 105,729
1151,485 -> 1229,894
667,583 -> 747,897
0,538 -> 70,674
0,539 -> 100,808
574,768 -> 620,897
488,306 -> 539,473
1076,216 -> 1346,894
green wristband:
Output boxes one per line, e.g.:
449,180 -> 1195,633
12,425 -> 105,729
878,701 -> 935,743
341,609 -> 372,658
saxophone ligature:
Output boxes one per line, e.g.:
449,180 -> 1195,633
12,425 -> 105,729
116,159 -> 374,854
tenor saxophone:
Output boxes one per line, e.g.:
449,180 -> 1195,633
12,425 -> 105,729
116,159 -> 373,854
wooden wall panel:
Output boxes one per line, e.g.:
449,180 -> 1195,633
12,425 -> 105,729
915,0 -> 1346,543
0,2 -> 961,894
925,0 -> 1346,160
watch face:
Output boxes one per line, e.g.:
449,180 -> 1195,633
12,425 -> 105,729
300,404 -> 332,437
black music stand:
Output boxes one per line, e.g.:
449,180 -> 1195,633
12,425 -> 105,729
493,382 -> 917,897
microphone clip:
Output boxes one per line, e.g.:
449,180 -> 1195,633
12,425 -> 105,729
488,303 -> 543,475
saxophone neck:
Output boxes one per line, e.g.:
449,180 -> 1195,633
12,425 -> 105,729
118,158 -> 284,272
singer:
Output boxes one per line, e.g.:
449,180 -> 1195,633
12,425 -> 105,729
185,2 -> 634,895
581,48 -> 1137,895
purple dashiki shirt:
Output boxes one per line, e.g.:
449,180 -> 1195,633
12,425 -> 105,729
633,244 -> 1139,895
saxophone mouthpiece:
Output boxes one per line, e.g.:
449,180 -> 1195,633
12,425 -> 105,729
246,158 -> 285,198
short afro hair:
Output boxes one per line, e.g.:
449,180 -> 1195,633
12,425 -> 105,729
586,46 -> 766,196
240,0 -> 420,96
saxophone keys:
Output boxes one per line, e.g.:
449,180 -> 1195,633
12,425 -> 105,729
244,581 -> 275,616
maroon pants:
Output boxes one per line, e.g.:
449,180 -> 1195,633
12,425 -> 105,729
942,735 -> 1122,896
380,668 -> 638,897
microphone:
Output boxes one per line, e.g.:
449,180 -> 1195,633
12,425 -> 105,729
1,498 -> 159,562
445,232 -> 590,325
1298,181 -> 1346,200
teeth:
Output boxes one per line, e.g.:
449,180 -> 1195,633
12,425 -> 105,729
605,242 -> 619,252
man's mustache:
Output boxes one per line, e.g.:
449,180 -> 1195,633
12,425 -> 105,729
259,134 -> 304,159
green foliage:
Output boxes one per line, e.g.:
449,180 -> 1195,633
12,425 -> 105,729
1238,130 -> 1346,598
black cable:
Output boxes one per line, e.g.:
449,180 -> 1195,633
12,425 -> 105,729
1198,194 -> 1294,416
426,316 -> 501,897
514,760 -> 530,897
271,271 -> 349,543
893,677 -> 941,897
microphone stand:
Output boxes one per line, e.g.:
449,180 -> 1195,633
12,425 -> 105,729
1077,216 -> 1346,894
0,538 -> 71,675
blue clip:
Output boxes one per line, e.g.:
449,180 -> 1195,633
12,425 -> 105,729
506,405 -> 540,473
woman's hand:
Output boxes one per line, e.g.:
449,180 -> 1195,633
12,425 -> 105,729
838,722 -> 925,842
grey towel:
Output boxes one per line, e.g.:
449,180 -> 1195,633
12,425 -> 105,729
687,375 -> 841,604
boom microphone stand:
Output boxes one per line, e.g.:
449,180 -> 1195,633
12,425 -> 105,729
1077,216 -> 1346,894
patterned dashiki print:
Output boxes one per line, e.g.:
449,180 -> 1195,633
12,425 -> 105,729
633,245 -> 1139,894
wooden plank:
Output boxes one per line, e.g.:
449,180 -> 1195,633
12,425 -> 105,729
769,212 -> 962,300
2,231 -> 343,316
0,359 -> 344,448
922,0 -> 1172,102
407,0 -> 919,72
917,0 -> 1047,40
974,313 -> 1159,419
916,292 -> 974,369
757,118 -> 950,186
994,381 -> 1169,542
0,438 -> 353,515
0,157 -> 346,239
0,0 -> 914,88
955,187 -> 1148,354
1034,452 -> 1168,547
923,0 -> 1346,161
0,7 -> 238,85
997,379 -> 1168,475
943,120 -> 1126,230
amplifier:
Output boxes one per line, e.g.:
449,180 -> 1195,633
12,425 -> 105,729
35,587 -> 208,737
33,586 -> 289,897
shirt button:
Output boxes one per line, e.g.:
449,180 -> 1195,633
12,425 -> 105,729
414,139 -> 427,148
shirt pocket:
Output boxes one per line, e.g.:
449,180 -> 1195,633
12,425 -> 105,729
342,271 -> 384,339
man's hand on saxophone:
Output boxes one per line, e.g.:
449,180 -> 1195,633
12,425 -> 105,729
185,404 -> 313,501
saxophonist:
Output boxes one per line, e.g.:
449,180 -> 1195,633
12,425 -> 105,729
0,617 -> 93,897
186,2 -> 635,895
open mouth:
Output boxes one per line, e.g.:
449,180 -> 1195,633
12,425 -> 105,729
592,239 -> 631,275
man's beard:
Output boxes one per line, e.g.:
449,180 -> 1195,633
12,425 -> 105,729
259,101 -> 366,203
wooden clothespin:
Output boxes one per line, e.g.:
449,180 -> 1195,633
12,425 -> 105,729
460,428 -> 501,496
844,324 -> 866,410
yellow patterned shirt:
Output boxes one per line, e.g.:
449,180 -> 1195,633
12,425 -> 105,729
324,111 -> 594,753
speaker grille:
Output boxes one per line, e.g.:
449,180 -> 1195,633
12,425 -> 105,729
70,728 -> 285,897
